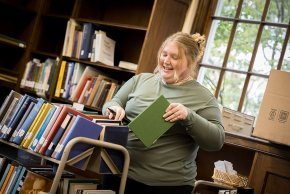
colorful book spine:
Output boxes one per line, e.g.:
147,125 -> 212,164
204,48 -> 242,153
44,113 -> 73,156
29,105 -> 57,151
53,116 -> 103,164
12,98 -> 45,145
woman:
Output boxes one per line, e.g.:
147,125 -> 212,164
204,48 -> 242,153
102,32 -> 225,194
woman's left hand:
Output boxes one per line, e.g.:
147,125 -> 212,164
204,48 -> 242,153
163,103 -> 188,122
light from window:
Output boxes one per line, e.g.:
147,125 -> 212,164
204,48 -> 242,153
197,0 -> 290,118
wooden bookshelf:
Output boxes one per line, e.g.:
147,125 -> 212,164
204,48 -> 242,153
0,0 -> 190,108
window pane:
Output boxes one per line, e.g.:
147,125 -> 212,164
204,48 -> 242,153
253,26 -> 286,74
197,67 -> 220,95
266,0 -> 290,24
215,0 -> 239,18
202,20 -> 232,66
282,38 -> 290,72
242,76 -> 268,116
240,0 -> 264,20
218,71 -> 246,110
227,23 -> 259,71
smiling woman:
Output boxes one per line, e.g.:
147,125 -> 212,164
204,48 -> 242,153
101,31 -> 225,194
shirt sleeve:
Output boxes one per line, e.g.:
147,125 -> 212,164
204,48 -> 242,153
183,98 -> 225,151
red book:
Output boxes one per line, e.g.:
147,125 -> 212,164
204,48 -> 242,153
37,106 -> 92,155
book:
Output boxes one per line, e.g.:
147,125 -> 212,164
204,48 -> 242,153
86,75 -> 111,106
0,94 -> 28,138
12,98 -> 45,145
2,95 -> 38,140
79,23 -> 94,59
35,58 -> 56,97
29,105 -> 57,151
9,101 -> 36,142
0,97 -> 20,136
44,113 -> 73,156
98,125 -> 129,174
38,106 -> 92,155
51,115 -> 77,158
55,60 -> 67,97
42,58 -> 58,97
62,62 -> 75,99
9,166 -> 27,194
69,63 -> 86,99
63,19 -> 80,57
0,163 -> 15,193
78,78 -> 92,104
95,81 -> 112,109
92,32 -> 116,67
70,66 -> 100,102
0,92 -> 22,129
52,116 -> 103,169
0,163 -> 11,189
4,165 -> 21,194
103,82 -> 118,105
21,103 -> 53,148
128,95 -> 174,147
91,80 -> 111,108
79,23 -> 94,60
19,103 -> 47,147
62,178 -> 98,194
33,105 -> 63,153
118,60 -> 138,71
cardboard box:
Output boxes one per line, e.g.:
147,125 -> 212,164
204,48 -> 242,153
222,107 -> 255,136
252,70 -> 290,146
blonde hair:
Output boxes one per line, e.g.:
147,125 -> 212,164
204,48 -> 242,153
155,32 -> 206,76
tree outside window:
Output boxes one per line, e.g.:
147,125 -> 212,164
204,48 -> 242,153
197,0 -> 290,117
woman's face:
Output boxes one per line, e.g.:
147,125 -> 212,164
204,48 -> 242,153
158,41 -> 189,84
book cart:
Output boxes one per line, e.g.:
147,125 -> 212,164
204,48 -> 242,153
0,137 -> 130,194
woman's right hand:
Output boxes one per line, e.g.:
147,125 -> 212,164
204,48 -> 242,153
106,106 -> 125,121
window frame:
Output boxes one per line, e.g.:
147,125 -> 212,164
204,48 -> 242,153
191,0 -> 290,114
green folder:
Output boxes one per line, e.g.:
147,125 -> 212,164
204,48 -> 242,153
128,95 -> 174,147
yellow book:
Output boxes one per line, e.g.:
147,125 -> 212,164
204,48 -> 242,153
20,103 -> 47,147
22,103 -> 53,148
54,60 -> 67,97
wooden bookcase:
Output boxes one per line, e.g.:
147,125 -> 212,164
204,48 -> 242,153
0,0 -> 190,110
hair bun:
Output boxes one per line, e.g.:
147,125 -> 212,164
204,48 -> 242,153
191,33 -> 206,48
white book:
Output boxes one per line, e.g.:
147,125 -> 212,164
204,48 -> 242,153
118,61 -> 137,71
93,32 -> 115,67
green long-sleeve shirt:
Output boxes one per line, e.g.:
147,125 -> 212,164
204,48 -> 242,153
102,73 -> 225,186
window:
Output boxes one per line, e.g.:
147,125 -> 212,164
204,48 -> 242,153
197,0 -> 290,117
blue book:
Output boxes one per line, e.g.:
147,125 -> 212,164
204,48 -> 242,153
2,95 -> 37,140
29,105 -> 57,151
53,116 -> 103,168
0,163 -> 11,188
0,97 -> 20,138
79,23 -> 94,59
9,166 -> 27,194
9,101 -> 35,142
1,95 -> 28,135
62,62 -> 75,99
99,125 -> 129,174
6,165 -> 22,193
12,98 -> 45,145
44,113 -> 73,156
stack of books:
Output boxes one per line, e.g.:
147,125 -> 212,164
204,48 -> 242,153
0,90 -> 129,173
62,20 -> 116,68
